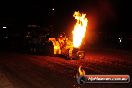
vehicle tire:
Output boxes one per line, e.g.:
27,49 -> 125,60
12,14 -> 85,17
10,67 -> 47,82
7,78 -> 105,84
48,42 -> 54,56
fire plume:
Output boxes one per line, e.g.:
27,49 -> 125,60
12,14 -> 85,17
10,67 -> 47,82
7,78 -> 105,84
72,11 -> 88,48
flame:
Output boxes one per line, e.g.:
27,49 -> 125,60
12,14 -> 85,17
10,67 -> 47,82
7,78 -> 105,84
54,46 -> 59,50
78,66 -> 85,76
72,11 -> 88,48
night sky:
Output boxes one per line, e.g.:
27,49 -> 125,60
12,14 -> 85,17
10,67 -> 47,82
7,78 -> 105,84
0,0 -> 131,33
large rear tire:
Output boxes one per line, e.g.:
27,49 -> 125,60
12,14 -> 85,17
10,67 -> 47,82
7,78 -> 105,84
47,41 -> 54,56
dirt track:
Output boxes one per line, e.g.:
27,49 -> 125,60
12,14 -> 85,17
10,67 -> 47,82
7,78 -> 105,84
0,50 -> 132,88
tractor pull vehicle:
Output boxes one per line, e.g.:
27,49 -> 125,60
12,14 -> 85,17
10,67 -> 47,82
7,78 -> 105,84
48,11 -> 88,60
48,33 -> 85,60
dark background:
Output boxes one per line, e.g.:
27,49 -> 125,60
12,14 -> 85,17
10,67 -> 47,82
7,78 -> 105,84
0,0 -> 132,51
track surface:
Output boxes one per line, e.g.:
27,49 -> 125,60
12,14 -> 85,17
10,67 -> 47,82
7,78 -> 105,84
0,50 -> 132,88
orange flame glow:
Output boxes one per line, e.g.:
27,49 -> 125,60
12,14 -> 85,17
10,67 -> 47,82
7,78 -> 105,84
72,11 -> 88,48
78,66 -> 85,76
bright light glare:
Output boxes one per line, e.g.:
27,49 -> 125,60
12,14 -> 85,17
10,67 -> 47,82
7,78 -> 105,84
119,37 -> 122,43
52,8 -> 55,11
3,26 -> 7,28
